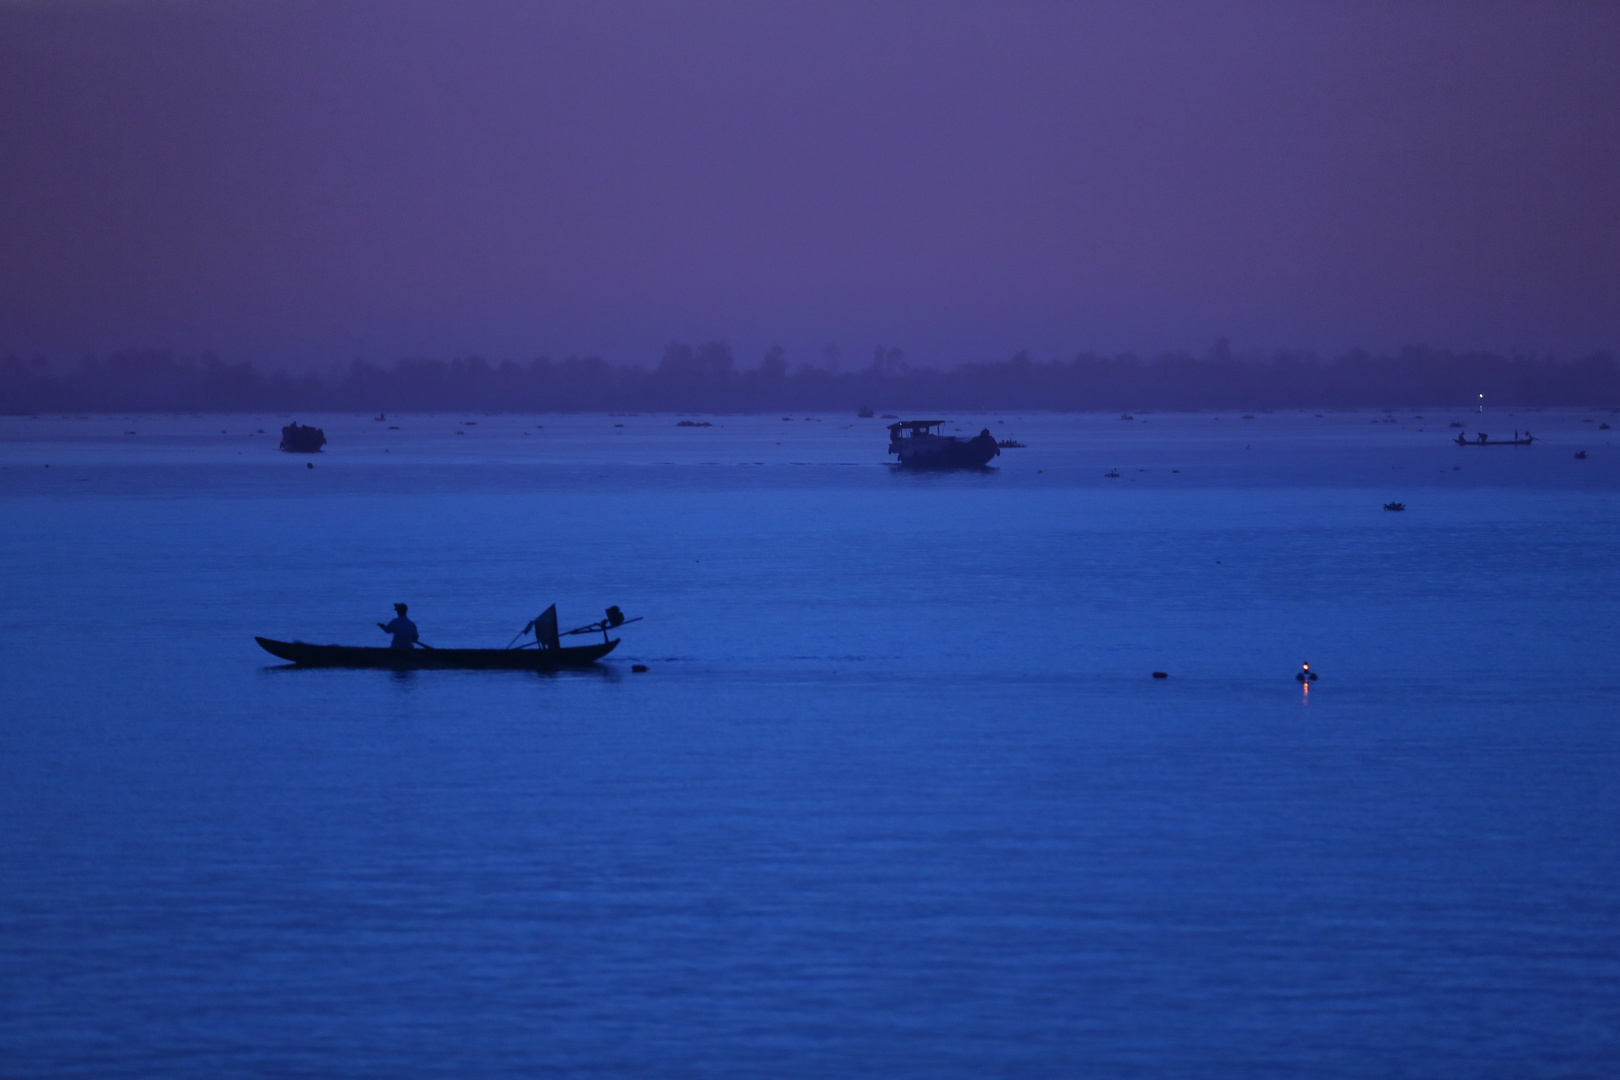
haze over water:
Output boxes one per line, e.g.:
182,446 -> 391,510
2,412 -> 1617,1077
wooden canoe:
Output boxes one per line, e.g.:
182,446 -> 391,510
255,636 -> 619,670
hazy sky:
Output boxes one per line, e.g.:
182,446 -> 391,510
2,0 -> 1617,368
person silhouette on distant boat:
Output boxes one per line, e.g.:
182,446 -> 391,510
379,603 -> 418,650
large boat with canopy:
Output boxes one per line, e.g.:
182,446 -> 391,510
886,421 -> 1000,469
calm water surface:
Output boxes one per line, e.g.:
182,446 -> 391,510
2,411 -> 1617,1077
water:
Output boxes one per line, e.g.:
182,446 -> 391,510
3,410 -> 1618,1077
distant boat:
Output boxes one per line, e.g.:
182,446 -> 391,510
257,605 -> 639,670
279,422 -> 326,452
857,407 -> 874,418
1384,502 -> 1406,511
886,421 -> 999,469
1455,433 -> 1533,445
997,439 -> 1026,449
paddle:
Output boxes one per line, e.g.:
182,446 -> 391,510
413,641 -> 436,650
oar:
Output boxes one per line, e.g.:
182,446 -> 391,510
413,641 -> 436,650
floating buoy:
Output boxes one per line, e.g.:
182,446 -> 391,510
1152,671 -> 1168,679
631,664 -> 648,673
306,462 -> 314,469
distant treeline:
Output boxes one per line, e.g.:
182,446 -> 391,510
3,342 -> 1617,414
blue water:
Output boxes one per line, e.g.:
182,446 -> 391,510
3,411 -> 1618,1077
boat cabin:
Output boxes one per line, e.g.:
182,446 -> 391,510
887,420 -> 947,439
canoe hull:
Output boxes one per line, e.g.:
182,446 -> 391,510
255,636 -> 618,670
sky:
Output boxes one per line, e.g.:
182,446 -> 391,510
2,0 -> 1617,370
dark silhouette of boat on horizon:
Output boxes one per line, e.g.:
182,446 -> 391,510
257,605 -> 639,670
887,421 -> 999,469
1455,432 -> 1533,446
279,422 -> 326,452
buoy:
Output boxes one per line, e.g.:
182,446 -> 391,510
306,462 -> 314,469
1151,671 -> 1168,679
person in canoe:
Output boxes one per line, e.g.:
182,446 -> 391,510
378,603 -> 419,650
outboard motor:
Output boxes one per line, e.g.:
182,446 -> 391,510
605,605 -> 625,628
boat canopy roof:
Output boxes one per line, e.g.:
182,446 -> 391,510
887,420 -> 946,432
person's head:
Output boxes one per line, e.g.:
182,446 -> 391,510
394,603 -> 408,615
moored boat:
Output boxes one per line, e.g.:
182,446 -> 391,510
887,421 -> 999,469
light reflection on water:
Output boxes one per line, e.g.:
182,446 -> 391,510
1,411 -> 1618,1078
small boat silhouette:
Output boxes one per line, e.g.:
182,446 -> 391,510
279,422 -> 326,453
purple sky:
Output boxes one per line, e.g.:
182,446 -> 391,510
3,1 -> 1617,369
